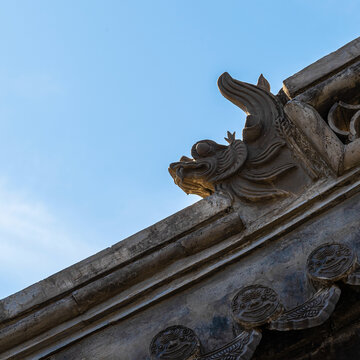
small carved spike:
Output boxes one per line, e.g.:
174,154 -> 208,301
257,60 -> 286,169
257,74 -> 271,93
225,131 -> 236,144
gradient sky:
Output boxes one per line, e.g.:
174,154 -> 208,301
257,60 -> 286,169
0,1 -> 359,299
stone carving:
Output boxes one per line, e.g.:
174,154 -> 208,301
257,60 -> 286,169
198,329 -> 261,360
149,243 -> 360,360
231,285 -> 282,328
169,73 -> 302,202
231,283 -> 339,332
277,107 -> 331,179
345,266 -> 360,285
328,101 -> 360,143
306,242 -> 360,287
149,327 -> 261,360
268,285 -> 341,331
307,243 -> 357,282
149,325 -> 200,360
267,243 -> 360,332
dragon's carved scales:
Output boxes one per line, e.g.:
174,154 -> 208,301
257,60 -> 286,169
169,72 -> 297,202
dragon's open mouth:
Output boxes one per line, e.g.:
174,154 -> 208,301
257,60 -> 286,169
168,159 -> 215,197
169,160 -> 212,182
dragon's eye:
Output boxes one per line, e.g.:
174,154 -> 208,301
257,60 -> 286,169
196,142 -> 211,157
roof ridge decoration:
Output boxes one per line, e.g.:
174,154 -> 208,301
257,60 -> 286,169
149,242 -> 360,360
328,101 -> 360,143
169,73 -> 328,203
149,326 -> 262,360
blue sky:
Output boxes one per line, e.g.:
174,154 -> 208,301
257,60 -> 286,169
0,1 -> 359,299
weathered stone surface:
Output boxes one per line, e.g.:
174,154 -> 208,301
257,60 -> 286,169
284,100 -> 344,174
42,191 -> 360,360
0,297 -> 80,351
0,194 -> 244,356
295,60 -> 360,118
252,283 -> 360,360
283,37 -> 360,98
344,138 -> 360,170
0,193 -> 231,324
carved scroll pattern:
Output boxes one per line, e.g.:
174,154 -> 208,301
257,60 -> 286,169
231,284 -> 340,332
276,113 -> 331,179
149,243 -> 360,360
198,330 -> 261,360
268,286 -> 341,331
328,101 -> 360,143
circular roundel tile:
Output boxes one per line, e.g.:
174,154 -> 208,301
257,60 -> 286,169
231,285 -> 282,328
149,325 -> 200,360
307,243 -> 356,282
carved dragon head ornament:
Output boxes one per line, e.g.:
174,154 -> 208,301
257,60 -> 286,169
169,73 -> 297,202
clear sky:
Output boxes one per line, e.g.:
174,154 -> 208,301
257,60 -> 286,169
0,1 -> 359,299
